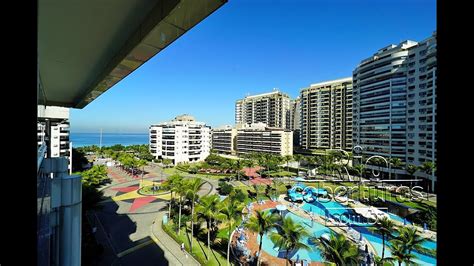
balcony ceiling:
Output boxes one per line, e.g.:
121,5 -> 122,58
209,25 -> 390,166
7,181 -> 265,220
38,0 -> 226,108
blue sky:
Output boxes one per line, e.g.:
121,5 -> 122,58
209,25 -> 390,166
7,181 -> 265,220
71,0 -> 436,133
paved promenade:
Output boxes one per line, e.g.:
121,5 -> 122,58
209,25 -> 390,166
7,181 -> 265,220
150,212 -> 200,266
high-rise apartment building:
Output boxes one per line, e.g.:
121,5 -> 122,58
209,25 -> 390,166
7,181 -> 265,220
211,125 -> 237,155
37,105 -> 72,172
290,97 -> 301,147
235,90 -> 291,129
300,78 -> 353,151
236,123 -> 293,156
149,115 -> 211,165
352,32 -> 437,190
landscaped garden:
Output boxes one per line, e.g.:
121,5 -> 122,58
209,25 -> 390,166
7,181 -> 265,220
153,149 -> 438,265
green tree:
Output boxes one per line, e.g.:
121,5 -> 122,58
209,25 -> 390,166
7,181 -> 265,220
270,216 -> 311,266
419,161 -> 436,191
386,240 -> 417,266
185,178 -> 205,252
314,232 -> 361,265
283,155 -> 293,172
369,217 -> 395,261
72,148 -> 89,172
162,158 -> 173,168
163,174 -> 183,219
353,164 -> 366,180
406,164 -> 418,180
390,158 -> 404,180
196,194 -> 222,257
218,195 -> 245,265
175,179 -> 189,235
395,226 -> 425,255
246,210 -> 280,266
293,154 -> 304,170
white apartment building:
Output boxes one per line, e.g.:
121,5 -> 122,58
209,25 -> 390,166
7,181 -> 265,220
211,125 -> 237,155
352,32 -> 437,191
236,123 -> 293,156
235,90 -> 291,129
149,114 -> 211,165
37,105 -> 72,172
300,78 -> 353,151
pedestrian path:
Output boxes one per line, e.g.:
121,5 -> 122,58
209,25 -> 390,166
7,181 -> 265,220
108,167 -> 128,183
150,212 -> 200,266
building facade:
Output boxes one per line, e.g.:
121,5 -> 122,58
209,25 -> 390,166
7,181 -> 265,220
290,97 -> 301,147
236,123 -> 293,156
37,105 -> 72,173
300,78 -> 353,151
149,115 -> 211,165
235,90 -> 291,129
211,125 -> 237,155
352,32 -> 437,190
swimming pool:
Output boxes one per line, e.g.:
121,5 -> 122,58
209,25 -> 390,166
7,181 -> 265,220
258,211 -> 332,262
257,205 -> 436,265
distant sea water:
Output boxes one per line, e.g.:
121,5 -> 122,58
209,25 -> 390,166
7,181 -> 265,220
70,133 -> 149,148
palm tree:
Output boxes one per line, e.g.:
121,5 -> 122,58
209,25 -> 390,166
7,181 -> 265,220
369,217 -> 395,261
386,240 -> 417,266
353,164 -> 365,180
406,164 -> 418,180
293,154 -> 304,170
390,158 -> 404,180
284,155 -> 293,172
314,232 -> 361,265
270,216 -> 311,266
419,161 -> 436,192
195,194 -> 222,255
136,159 -> 147,186
232,159 -> 243,182
246,210 -> 280,266
395,226 -> 425,255
175,179 -> 189,235
218,196 -> 245,265
185,178 -> 205,250
163,174 -> 183,219
373,255 -> 390,266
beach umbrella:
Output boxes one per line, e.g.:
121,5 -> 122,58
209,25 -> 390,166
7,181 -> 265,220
424,222 -> 427,231
403,218 -> 407,225
359,232 -> 363,242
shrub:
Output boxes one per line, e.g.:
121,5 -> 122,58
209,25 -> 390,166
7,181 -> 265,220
231,189 -> 247,202
218,182 -> 234,195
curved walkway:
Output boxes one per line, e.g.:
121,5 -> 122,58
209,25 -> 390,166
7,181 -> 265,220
150,211 -> 200,266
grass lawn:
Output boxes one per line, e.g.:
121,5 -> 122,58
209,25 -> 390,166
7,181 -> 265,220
138,185 -> 168,195
163,166 -> 230,180
268,171 -> 296,177
162,222 -> 229,266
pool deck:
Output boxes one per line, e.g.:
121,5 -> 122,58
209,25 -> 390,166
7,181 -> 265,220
337,196 -> 437,241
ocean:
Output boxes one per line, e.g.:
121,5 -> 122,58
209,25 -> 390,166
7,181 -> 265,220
70,133 -> 149,148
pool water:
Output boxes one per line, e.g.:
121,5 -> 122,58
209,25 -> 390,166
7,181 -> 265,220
258,211 -> 331,262
258,204 -> 437,265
